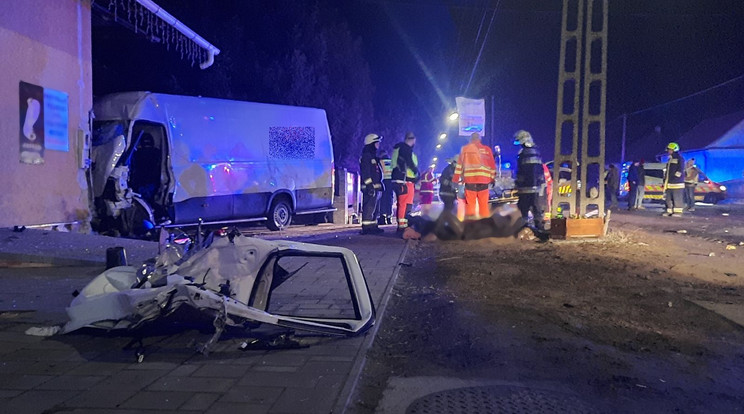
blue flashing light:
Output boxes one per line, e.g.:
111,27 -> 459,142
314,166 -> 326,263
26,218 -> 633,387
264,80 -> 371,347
503,162 -> 511,169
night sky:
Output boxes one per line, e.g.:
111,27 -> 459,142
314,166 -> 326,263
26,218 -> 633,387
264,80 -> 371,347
92,0 -> 744,167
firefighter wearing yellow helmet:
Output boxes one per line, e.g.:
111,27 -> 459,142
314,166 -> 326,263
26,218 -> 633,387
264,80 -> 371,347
663,141 -> 685,217
360,133 -> 384,234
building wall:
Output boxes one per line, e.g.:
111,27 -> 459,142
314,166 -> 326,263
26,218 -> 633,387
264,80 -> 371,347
0,0 -> 92,228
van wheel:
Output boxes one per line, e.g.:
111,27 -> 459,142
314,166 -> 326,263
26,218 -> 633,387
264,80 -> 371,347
267,199 -> 292,231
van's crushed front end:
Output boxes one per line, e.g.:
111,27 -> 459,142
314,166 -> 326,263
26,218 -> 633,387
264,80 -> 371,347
63,233 -> 375,352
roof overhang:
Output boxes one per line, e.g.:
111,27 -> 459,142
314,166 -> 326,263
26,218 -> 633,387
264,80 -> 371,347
92,0 -> 220,69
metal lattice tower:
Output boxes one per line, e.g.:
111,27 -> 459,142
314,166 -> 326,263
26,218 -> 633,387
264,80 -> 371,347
552,0 -> 608,218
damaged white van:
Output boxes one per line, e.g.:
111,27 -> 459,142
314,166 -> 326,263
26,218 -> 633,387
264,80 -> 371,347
90,92 -> 335,236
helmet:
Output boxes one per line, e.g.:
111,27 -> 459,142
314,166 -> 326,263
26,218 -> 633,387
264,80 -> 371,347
513,130 -> 534,147
666,142 -> 679,152
364,133 -> 382,145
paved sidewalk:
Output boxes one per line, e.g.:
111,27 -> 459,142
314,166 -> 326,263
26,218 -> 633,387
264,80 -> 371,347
0,226 -> 408,413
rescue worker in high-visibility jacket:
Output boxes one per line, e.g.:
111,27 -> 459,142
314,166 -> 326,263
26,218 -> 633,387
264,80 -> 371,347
438,157 -> 458,212
453,132 -> 496,220
419,167 -> 437,206
514,130 -> 548,231
378,151 -> 395,225
392,132 -> 419,232
663,142 -> 685,217
359,133 -> 384,234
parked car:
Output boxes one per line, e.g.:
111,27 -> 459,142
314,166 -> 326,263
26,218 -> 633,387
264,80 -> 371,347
619,162 -> 727,204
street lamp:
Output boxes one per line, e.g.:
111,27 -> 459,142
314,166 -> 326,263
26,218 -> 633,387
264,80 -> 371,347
438,132 -> 447,140
448,112 -> 459,122
436,143 -> 442,149
432,156 -> 438,162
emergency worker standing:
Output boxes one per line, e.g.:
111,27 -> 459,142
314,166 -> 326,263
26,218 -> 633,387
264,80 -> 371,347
419,167 -> 437,208
438,157 -> 458,212
627,160 -> 640,210
453,132 -> 496,220
635,159 -> 646,209
513,130 -> 548,230
684,158 -> 699,211
392,132 -> 419,232
378,151 -> 395,225
359,133 -> 384,234
663,142 -> 685,217
605,164 -> 620,210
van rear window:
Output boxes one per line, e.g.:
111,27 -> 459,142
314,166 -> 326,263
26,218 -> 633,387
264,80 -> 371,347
269,126 -> 315,159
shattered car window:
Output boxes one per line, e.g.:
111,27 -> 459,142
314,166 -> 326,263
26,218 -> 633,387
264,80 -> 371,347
92,120 -> 127,146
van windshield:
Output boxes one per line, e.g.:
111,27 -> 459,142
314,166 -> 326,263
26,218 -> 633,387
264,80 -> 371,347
92,120 -> 127,146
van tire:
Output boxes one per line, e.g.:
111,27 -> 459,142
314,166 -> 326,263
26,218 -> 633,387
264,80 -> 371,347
267,199 -> 292,231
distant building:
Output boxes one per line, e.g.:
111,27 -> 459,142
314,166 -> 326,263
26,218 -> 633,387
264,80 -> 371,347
676,111 -> 744,198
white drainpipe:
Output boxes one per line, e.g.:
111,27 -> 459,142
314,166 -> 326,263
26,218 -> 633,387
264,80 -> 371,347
135,0 -> 220,69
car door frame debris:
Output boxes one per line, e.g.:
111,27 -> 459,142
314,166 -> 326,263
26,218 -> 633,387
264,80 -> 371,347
61,231 -> 376,354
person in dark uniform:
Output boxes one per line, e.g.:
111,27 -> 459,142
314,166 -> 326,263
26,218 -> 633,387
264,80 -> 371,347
360,133 -> 384,234
438,156 -> 458,213
513,130 -> 547,232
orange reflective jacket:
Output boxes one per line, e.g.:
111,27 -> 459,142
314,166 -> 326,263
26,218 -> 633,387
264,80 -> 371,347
453,142 -> 496,185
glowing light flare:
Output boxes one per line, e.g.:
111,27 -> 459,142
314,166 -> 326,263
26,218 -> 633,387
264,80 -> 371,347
448,112 -> 459,122
439,133 -> 447,140
432,156 -> 438,162
436,144 -> 442,149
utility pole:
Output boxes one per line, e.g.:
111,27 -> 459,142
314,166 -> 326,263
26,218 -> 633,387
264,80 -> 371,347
490,95 -> 495,151
552,0 -> 608,218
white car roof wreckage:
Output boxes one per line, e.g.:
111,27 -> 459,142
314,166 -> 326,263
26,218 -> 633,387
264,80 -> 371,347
58,231 -> 375,356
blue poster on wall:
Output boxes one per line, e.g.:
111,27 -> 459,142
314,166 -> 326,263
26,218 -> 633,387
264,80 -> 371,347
18,81 -> 69,164
44,88 -> 69,152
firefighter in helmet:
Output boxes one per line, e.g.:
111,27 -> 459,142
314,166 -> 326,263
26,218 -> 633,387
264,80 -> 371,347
360,133 -> 384,234
514,130 -> 548,231
663,142 -> 685,217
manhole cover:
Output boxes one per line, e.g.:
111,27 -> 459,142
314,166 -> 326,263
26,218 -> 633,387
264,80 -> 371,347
406,385 -> 598,414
